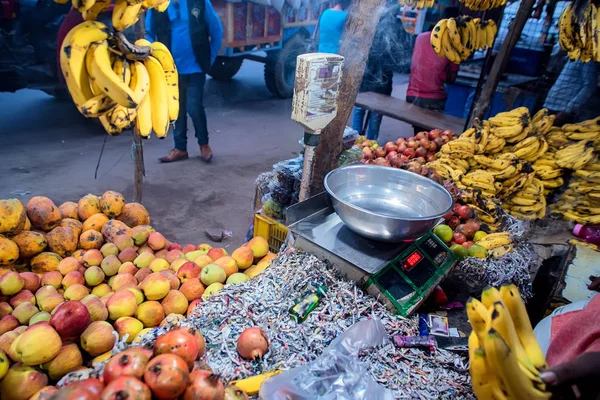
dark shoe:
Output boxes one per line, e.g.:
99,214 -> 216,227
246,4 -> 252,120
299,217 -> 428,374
159,149 -> 189,163
200,144 -> 213,163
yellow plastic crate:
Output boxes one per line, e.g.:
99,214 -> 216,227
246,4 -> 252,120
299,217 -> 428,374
253,213 -> 288,253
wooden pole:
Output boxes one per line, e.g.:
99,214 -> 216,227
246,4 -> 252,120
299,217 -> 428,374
133,15 -> 146,202
470,0 -> 537,122
307,0 -> 385,196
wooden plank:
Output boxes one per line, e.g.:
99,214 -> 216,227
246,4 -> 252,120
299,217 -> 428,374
308,0 -> 386,196
355,92 -> 466,135
470,0 -> 537,121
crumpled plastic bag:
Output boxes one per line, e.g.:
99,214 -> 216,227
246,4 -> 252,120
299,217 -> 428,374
259,319 -> 394,400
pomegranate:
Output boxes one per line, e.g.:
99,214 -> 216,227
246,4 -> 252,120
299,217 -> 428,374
448,216 -> 460,229
407,140 -> 419,149
224,384 -> 249,400
100,376 -> 151,400
463,241 -> 474,249
154,328 -> 199,368
428,129 -> 442,140
453,203 -> 462,214
236,327 -> 269,360
384,142 -> 397,153
373,157 -> 390,166
415,157 -> 426,164
374,147 -> 386,158
415,131 -> 426,140
442,129 -> 454,137
183,370 -> 225,400
362,147 -> 374,160
403,148 -> 416,158
442,211 -> 454,221
457,205 -> 474,220
426,154 -> 436,163
441,135 -> 450,144
415,147 -> 427,158
456,224 -> 477,240
390,157 -> 404,169
144,354 -> 189,400
429,141 -> 438,152
395,137 -> 406,146
362,139 -> 372,148
72,378 -> 104,397
465,218 -> 481,232
433,137 -> 444,148
385,151 -> 398,161
51,385 -> 96,400
418,138 -> 430,148
104,348 -> 150,384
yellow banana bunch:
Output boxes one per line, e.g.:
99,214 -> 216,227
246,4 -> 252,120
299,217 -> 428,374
398,0 -> 435,9
57,0 -> 171,20
430,17 -> 497,63
467,286 -> 550,400
60,19 -> 178,139
459,0 -> 506,11
559,4 -> 600,62
555,140 -> 595,169
475,232 -> 511,250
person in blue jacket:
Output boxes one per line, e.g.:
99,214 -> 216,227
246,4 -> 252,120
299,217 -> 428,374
147,0 -> 223,163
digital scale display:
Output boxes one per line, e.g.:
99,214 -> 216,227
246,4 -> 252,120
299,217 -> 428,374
402,251 -> 423,271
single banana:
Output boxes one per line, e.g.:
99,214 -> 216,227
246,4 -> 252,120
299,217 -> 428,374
135,95 -> 153,138
430,20 -> 448,56
499,284 -> 547,371
447,18 -> 464,54
89,41 -> 140,108
128,60 -> 151,109
145,40 -> 179,122
230,371 -> 282,395
79,93 -> 117,117
72,0 -> 97,13
82,0 -> 111,20
144,55 -> 170,138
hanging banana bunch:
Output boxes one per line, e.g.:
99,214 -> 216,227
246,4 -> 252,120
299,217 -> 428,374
58,0 -> 178,138
459,0 -> 506,11
558,3 -> 600,62
431,17 -> 497,64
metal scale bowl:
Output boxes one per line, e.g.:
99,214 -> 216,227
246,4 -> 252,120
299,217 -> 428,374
288,165 -> 457,316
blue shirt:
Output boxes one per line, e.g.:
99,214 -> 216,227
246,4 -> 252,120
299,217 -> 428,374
146,0 -> 223,74
544,60 -> 597,114
317,9 -> 347,54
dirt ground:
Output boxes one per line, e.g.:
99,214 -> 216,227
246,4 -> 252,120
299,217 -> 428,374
0,62 -> 413,249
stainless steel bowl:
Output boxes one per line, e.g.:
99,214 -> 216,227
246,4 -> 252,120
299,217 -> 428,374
324,164 -> 453,242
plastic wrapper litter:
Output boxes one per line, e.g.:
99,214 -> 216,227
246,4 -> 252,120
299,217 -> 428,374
259,319 -> 395,400
338,146 -> 364,166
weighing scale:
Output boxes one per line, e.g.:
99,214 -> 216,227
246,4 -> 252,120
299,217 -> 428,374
288,55 -> 456,316
286,193 -> 457,317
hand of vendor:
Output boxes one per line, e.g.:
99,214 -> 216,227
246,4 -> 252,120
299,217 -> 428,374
588,275 -> 600,292
540,352 -> 600,399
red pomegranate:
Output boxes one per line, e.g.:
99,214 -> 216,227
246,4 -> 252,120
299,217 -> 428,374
103,348 -> 150,384
153,328 -> 199,368
71,378 -> 104,397
183,370 -> 225,400
144,354 -> 190,400
100,376 -> 151,400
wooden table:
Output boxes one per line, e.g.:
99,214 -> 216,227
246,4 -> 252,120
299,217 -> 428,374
355,92 -> 467,135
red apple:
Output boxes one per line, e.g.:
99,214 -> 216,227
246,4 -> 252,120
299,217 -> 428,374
453,203 -> 462,214
176,262 -> 201,283
50,301 -> 92,338
168,243 -> 182,252
453,232 -> 466,244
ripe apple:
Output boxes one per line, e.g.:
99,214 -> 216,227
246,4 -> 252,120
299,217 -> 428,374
50,301 -> 92,338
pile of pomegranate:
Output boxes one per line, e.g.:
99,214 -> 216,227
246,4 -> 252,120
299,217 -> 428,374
356,129 -> 457,185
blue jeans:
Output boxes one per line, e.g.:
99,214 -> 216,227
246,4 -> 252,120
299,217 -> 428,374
352,106 -> 383,140
174,73 -> 209,151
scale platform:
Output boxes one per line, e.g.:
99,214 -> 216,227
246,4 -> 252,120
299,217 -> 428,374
287,193 -> 457,316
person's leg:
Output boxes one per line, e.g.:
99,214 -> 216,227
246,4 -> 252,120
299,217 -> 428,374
159,74 -> 189,162
352,106 -> 366,135
174,74 -> 189,151
366,112 -> 383,141
186,73 -> 212,161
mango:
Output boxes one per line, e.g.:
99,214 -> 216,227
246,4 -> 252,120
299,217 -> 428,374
77,194 -> 101,221
117,203 -> 150,228
82,213 -> 109,232
26,196 -> 61,231
58,201 -> 79,220
79,229 -> 104,250
101,220 -> 132,243
30,252 -> 62,273
60,218 -> 83,238
100,190 -> 126,218
231,246 -> 253,270
11,231 -> 47,259
46,226 -> 77,257
0,235 -> 19,266
0,199 -> 26,235
247,236 -> 269,259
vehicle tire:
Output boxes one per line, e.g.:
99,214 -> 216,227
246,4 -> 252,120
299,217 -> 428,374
264,32 -> 311,98
208,57 -> 244,81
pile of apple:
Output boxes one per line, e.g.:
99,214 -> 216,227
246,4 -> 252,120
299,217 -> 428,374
433,204 -> 487,259
8,327 -> 252,400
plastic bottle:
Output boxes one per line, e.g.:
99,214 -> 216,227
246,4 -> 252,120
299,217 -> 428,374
573,224 -> 600,246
